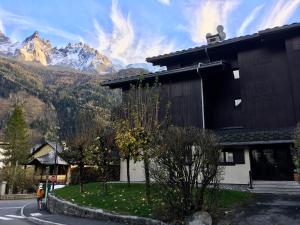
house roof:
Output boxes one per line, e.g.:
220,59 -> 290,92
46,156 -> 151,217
30,140 -> 63,156
102,22 -> 300,88
102,60 -> 228,88
146,22 -> 300,63
28,153 -> 68,166
218,127 -> 295,146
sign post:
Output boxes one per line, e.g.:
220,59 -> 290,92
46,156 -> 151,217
44,166 -> 50,205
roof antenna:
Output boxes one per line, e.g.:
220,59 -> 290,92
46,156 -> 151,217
206,25 -> 226,44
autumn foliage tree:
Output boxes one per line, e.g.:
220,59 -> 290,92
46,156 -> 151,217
115,123 -> 136,186
115,75 -> 160,202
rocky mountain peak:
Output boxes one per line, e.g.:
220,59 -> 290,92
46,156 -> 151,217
15,31 -> 52,66
24,31 -> 40,42
0,30 -> 157,74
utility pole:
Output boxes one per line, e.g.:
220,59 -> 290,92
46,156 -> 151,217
52,141 -> 57,190
52,126 -> 60,191
45,166 -> 50,204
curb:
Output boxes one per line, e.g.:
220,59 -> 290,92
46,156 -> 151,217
47,194 -> 168,225
0,194 -> 36,200
20,202 -> 66,225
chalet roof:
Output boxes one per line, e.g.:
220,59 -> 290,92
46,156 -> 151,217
218,127 -> 295,146
102,60 -> 228,88
30,140 -> 63,156
146,22 -> 300,63
27,153 -> 68,165
102,22 -> 300,88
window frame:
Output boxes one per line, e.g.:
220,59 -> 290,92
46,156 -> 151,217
233,69 -> 240,79
234,98 -> 242,109
219,149 -> 245,166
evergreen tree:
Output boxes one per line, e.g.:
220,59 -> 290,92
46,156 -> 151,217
4,105 -> 29,165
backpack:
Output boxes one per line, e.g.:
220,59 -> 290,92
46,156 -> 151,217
37,189 -> 44,198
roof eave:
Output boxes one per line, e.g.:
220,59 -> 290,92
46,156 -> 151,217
146,22 -> 300,64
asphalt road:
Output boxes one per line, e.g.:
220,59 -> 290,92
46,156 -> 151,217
0,199 -> 125,225
0,199 -> 31,225
219,194 -> 300,225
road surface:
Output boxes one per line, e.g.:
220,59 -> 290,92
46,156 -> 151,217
0,199 -> 125,225
0,199 -> 31,225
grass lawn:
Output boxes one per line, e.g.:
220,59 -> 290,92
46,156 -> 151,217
54,182 -> 252,218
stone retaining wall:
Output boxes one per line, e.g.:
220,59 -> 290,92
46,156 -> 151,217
47,194 -> 168,225
0,194 -> 36,200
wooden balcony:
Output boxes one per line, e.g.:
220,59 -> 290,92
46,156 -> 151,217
33,175 -> 67,184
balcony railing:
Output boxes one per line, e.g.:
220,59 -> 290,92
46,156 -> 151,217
33,175 -> 67,184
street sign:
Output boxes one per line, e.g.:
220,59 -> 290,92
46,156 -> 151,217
49,175 -> 56,183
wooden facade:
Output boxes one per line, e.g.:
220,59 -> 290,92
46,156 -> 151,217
103,23 -> 300,182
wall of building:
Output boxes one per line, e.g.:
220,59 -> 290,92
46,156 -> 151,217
120,160 -> 145,182
285,36 -> 300,124
220,149 -> 251,184
238,42 -> 296,129
120,149 -> 251,184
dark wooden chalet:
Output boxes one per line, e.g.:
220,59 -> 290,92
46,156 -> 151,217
103,23 -> 300,184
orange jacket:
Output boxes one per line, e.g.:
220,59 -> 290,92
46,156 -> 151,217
37,189 -> 44,198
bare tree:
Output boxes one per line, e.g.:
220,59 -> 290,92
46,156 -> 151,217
150,126 -> 221,222
89,126 -> 117,193
63,109 -> 95,193
293,124 -> 300,177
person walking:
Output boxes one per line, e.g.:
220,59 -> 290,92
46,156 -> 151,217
36,183 -> 44,210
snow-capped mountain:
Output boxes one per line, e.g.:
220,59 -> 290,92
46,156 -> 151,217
126,63 -> 165,73
0,31 -> 20,56
49,42 -> 114,73
0,31 -> 115,74
0,31 -> 164,74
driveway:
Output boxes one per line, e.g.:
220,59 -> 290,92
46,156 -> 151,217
219,194 -> 300,225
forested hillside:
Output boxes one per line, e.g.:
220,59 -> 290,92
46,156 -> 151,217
0,56 -> 124,144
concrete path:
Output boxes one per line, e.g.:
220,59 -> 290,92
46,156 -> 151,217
219,194 -> 300,225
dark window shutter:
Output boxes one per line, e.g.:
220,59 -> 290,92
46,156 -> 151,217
233,150 -> 245,164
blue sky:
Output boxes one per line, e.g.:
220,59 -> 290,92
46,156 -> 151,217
0,0 -> 300,65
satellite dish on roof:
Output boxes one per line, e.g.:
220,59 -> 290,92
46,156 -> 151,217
205,25 -> 226,44
217,25 -> 226,41
206,33 -> 212,38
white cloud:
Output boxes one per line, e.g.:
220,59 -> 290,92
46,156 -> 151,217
184,0 -> 240,44
237,4 -> 264,36
0,19 -> 5,34
0,7 -> 84,42
259,0 -> 300,30
94,0 -> 175,65
157,0 -> 170,6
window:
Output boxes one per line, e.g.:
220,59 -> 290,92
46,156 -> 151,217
219,150 -> 245,165
234,98 -> 242,108
233,70 -> 240,79
225,152 -> 234,163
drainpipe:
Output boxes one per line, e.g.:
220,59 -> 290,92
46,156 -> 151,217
197,47 -> 211,129
197,64 -> 205,129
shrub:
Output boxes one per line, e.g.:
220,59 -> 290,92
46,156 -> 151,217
69,166 -> 120,185
2,166 -> 35,193
150,127 -> 222,223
